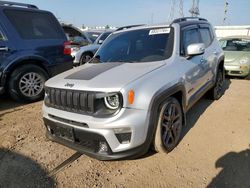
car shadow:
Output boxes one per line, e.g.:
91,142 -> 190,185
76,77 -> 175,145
180,78 -> 231,143
139,78 -> 231,159
207,149 -> 250,188
0,149 -> 56,187
0,93 -> 24,112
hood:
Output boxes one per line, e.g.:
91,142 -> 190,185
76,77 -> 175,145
45,61 -> 166,92
224,51 -> 250,64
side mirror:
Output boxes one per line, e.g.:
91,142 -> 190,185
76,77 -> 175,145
187,43 -> 205,56
98,40 -> 104,45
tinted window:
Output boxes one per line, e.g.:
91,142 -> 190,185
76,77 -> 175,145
182,28 -> 200,54
63,26 -> 83,38
220,38 -> 250,51
86,32 -> 101,43
4,9 -> 65,39
99,32 -> 111,41
93,28 -> 172,63
200,28 -> 212,47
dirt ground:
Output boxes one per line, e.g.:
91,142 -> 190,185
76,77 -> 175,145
0,79 -> 249,188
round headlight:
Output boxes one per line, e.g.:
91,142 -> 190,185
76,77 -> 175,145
104,94 -> 120,110
239,58 -> 249,65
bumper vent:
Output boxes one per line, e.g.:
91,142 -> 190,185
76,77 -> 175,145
45,87 -> 95,114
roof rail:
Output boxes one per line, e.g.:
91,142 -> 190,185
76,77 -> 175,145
171,17 -> 207,24
0,1 -> 38,9
116,24 -> 145,31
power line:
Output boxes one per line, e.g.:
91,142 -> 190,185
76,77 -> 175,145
189,0 -> 200,17
168,0 -> 184,21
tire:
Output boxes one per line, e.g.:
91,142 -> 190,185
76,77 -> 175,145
153,97 -> 183,153
79,52 -> 93,65
8,64 -> 49,103
207,68 -> 225,100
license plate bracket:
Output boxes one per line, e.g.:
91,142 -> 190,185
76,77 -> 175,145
49,123 -> 75,142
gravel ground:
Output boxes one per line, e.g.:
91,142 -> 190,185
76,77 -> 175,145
0,79 -> 249,188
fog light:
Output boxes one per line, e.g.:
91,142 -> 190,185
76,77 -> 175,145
99,142 -> 108,153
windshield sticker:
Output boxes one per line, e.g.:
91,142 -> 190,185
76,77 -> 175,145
149,28 -> 170,35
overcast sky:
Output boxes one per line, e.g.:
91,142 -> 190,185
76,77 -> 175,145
10,0 -> 250,27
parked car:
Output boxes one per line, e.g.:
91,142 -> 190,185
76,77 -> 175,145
219,36 -> 250,77
62,24 -> 92,47
43,17 -> 224,160
71,31 -> 112,65
85,31 -> 103,43
0,1 -> 73,102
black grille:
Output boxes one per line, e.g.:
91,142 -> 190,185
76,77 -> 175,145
46,88 -> 95,114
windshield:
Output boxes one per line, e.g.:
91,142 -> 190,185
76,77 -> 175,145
92,27 -> 173,63
86,32 -> 102,43
220,38 -> 250,52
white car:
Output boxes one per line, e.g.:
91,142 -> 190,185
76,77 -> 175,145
71,31 -> 112,65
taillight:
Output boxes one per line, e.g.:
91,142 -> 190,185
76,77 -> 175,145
63,41 -> 71,55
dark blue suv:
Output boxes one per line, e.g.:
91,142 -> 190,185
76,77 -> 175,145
0,1 -> 73,102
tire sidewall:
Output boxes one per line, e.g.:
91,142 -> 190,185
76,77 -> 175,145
80,52 -> 93,65
9,65 -> 48,102
154,97 -> 183,153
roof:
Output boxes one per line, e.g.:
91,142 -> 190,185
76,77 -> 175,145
220,35 -> 250,40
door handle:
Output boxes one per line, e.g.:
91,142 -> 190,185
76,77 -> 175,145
0,47 -> 9,51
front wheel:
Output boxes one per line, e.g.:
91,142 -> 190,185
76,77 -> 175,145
79,52 -> 93,65
153,97 -> 183,153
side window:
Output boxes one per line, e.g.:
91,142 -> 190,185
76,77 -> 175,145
182,28 -> 200,55
200,28 -> 212,47
4,9 -> 65,39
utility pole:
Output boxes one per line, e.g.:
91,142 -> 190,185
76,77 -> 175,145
189,0 -> 200,17
223,1 -> 229,25
168,0 -> 184,21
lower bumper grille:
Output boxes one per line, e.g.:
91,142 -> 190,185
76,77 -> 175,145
44,118 -> 110,153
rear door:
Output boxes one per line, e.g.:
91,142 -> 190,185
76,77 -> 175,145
198,24 -> 216,83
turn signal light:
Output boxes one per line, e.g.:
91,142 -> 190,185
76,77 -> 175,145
128,89 -> 134,105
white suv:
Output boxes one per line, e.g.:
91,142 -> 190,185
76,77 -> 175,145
43,17 -> 224,160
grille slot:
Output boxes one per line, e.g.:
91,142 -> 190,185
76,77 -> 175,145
46,88 -> 95,114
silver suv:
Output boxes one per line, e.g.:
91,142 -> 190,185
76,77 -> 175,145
42,17 -> 224,160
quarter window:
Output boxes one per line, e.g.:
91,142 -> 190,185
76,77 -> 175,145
200,28 -> 212,47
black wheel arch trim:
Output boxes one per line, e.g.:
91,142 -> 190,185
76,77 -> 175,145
138,83 -> 187,156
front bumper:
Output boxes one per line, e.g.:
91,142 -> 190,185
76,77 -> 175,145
43,105 -> 150,160
71,51 -> 80,65
224,64 -> 250,77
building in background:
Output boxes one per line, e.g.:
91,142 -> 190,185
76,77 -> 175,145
215,25 -> 250,39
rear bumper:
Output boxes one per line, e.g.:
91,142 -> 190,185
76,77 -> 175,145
225,65 -> 250,77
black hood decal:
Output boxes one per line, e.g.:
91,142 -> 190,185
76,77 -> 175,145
65,63 -> 122,80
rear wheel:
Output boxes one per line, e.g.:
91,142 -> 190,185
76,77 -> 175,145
8,64 -> 48,102
79,52 -> 93,65
153,97 -> 183,153
207,68 -> 224,100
